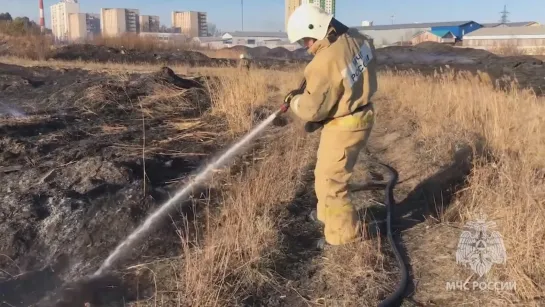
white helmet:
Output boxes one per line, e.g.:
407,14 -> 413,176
287,4 -> 333,44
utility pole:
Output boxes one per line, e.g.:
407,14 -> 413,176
500,5 -> 510,24
241,0 -> 244,31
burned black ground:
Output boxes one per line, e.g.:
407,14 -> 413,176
0,64 -> 224,306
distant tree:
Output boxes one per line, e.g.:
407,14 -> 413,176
207,22 -> 218,36
14,17 -> 32,26
0,12 -> 13,21
0,15 -> 41,36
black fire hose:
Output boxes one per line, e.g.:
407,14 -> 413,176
377,162 -> 409,307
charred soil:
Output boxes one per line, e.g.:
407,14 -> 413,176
0,64 -> 229,306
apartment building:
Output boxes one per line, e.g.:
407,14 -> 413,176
86,13 -> 101,37
68,13 -> 100,41
68,13 -> 86,41
100,8 -> 140,36
50,0 -> 80,41
172,11 -> 208,37
301,0 -> 336,16
285,0 -> 301,31
139,15 -> 160,32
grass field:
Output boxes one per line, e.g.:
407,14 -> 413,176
122,63 -> 544,306
1,54 -> 544,306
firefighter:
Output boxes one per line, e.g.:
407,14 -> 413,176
238,53 -> 251,71
283,4 -> 378,247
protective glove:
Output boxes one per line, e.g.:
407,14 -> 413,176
280,88 -> 304,113
304,121 -> 326,133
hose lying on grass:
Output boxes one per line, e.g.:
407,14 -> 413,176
376,162 -> 409,307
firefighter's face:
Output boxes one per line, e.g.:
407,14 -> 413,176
303,38 -> 316,48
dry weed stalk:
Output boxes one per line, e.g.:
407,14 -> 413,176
139,83 -> 198,118
206,70 -> 269,134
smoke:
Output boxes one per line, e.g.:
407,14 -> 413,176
0,101 -> 26,118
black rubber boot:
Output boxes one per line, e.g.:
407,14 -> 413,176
308,209 -> 324,226
315,237 -> 329,250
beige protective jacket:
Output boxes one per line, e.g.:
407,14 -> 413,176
291,28 -> 378,130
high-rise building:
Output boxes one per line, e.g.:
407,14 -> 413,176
68,13 -> 86,41
285,0 -> 301,31
50,0 -> 80,41
86,13 -> 101,37
100,8 -> 140,37
68,13 -> 101,41
139,15 -> 160,32
301,0 -> 336,16
172,11 -> 208,37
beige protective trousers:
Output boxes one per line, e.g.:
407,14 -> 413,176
314,108 -> 374,245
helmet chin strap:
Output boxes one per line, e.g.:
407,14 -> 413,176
328,18 -> 349,38
294,18 -> 348,48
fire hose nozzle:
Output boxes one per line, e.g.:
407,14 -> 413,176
279,103 -> 290,113
278,78 -> 306,114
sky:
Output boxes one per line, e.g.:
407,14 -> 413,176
2,0 -> 545,32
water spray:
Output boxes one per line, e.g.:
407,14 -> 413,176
94,78 -> 307,276
93,110 -> 282,276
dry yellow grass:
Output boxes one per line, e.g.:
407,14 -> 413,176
2,53 -> 543,305
198,48 -> 242,59
177,128 -> 315,305
206,69 -> 301,134
491,43 -> 545,56
379,69 -> 545,306
172,67 -> 544,306
0,33 -> 53,60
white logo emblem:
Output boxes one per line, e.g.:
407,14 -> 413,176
455,215 -> 507,277
341,41 -> 373,88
